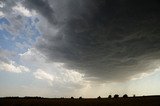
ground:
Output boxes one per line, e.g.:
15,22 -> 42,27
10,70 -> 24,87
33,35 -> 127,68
0,96 -> 160,106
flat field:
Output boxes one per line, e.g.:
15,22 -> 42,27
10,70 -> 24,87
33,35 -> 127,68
0,96 -> 160,106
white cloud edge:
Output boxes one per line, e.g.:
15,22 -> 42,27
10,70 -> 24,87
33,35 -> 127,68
0,60 -> 30,73
0,1 -> 5,8
131,66 -> 160,80
0,11 -> 5,17
33,69 -> 54,86
12,3 -> 36,17
22,48 -> 86,86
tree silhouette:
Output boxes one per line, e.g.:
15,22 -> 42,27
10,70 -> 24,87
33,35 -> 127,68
123,94 -> 128,98
97,96 -> 101,99
114,94 -> 119,98
108,95 -> 112,98
79,97 -> 82,100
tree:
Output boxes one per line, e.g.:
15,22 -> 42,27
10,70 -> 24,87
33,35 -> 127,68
79,96 -> 82,100
123,94 -> 128,98
108,95 -> 112,98
114,94 -> 119,98
97,96 -> 101,99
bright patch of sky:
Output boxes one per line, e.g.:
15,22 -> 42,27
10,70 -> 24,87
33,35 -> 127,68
0,17 -> 40,52
0,1 -> 42,95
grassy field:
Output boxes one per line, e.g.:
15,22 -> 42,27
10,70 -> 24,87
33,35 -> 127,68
0,96 -> 160,106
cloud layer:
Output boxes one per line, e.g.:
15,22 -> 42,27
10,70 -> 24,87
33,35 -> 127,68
23,0 -> 160,82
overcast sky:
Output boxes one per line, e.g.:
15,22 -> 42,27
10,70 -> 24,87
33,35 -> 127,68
0,0 -> 160,98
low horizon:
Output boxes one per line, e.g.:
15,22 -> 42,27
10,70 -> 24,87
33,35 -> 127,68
1,94 -> 160,98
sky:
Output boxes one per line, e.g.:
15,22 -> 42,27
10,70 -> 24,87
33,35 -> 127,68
0,0 -> 160,98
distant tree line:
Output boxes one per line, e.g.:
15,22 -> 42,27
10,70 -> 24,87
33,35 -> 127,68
2,94 -> 137,99
3,96 -> 43,99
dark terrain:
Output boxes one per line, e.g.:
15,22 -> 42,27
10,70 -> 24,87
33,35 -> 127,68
0,96 -> 160,106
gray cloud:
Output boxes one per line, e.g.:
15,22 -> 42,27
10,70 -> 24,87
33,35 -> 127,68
0,49 -> 16,63
25,0 -> 160,82
24,0 -> 57,25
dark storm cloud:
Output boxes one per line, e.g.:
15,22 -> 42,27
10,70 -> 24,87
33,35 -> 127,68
25,0 -> 160,81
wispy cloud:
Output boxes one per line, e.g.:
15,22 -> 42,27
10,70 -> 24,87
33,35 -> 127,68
0,1 -> 5,8
34,69 -> 54,85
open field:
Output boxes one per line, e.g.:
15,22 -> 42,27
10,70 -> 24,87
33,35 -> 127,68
0,96 -> 160,106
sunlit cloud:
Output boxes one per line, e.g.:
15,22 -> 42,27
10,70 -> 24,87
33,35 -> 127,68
131,66 -> 160,80
12,3 -> 36,17
0,61 -> 30,73
0,11 -> 4,17
0,1 -> 5,8
34,69 -> 54,86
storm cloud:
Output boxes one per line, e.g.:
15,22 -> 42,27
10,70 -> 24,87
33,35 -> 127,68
24,0 -> 160,82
